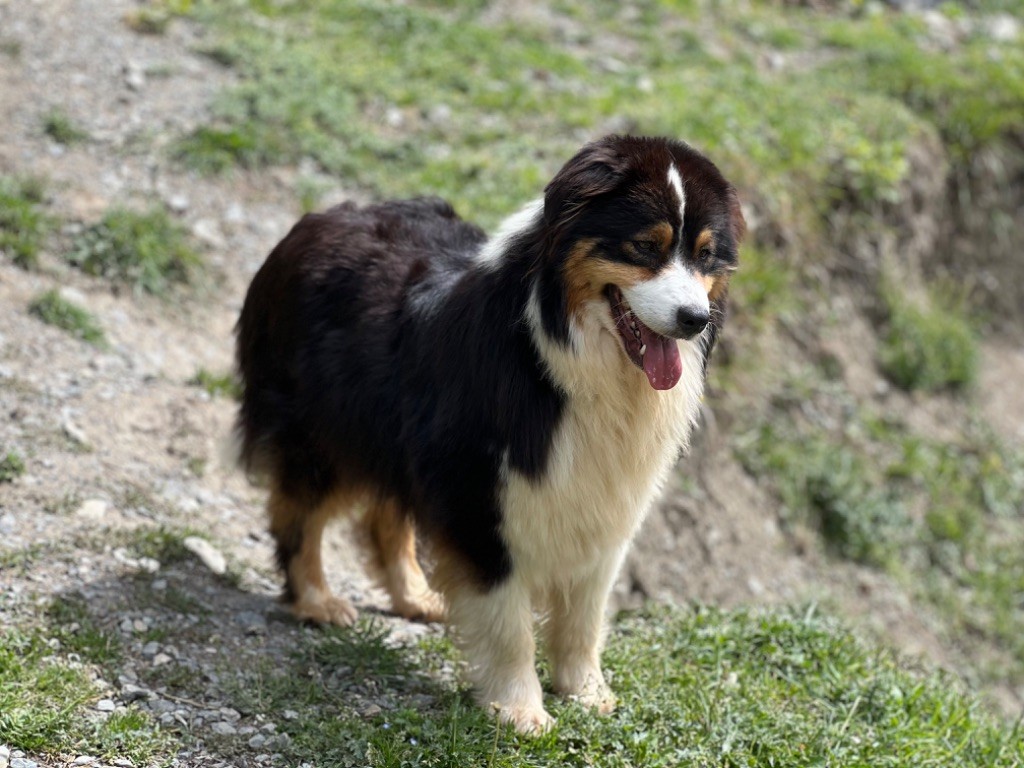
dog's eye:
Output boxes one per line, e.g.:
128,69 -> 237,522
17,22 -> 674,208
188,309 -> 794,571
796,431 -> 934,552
631,240 -> 659,255
697,247 -> 713,262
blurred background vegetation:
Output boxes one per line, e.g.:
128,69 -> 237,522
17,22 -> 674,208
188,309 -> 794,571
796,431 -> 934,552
1,0 -> 1023,764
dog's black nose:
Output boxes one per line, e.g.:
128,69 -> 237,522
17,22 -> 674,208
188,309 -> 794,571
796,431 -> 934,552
676,307 -> 710,339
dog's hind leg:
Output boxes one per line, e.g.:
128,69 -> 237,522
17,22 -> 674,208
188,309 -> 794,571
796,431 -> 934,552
361,498 -> 445,622
268,487 -> 358,627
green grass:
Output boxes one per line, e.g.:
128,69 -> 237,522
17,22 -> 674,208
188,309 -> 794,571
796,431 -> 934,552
0,450 -> 26,483
879,285 -> 978,392
188,367 -> 241,399
740,395 -> 1024,688
45,593 -> 123,667
0,626 -> 170,763
28,290 -> 106,346
175,1 -> 960,232
0,175 -> 50,268
222,609 -> 1022,767
67,207 -> 201,295
42,109 -> 89,145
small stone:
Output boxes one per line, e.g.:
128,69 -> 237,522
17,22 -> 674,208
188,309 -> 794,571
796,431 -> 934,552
211,721 -> 237,736
167,194 -> 189,213
151,579 -> 167,591
95,699 -> 115,712
73,756 -> 96,765
361,704 -> 381,717
10,758 -> 37,768
247,734 -> 266,749
282,709 -> 299,721
132,619 -> 147,632
125,63 -> 146,91
137,557 -> 160,573
152,653 -> 173,666
62,418 -> 89,448
183,536 -> 227,575
141,641 -> 160,658
219,707 -> 241,722
121,684 -> 151,702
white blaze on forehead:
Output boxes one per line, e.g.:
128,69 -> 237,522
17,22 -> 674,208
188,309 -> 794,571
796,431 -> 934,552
621,261 -> 708,338
667,163 -> 685,221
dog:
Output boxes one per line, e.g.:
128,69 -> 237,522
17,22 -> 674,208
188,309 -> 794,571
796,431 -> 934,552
235,135 -> 744,734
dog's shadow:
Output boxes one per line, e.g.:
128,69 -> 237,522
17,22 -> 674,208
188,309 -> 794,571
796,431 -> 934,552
45,546 -> 459,762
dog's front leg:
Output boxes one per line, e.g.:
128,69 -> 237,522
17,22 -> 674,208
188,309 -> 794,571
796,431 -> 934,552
543,547 -> 624,714
448,577 -> 552,735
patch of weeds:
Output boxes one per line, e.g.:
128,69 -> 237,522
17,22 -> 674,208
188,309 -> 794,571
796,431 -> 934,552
67,207 -> 201,296
738,422 -> 908,566
186,455 -> 207,477
0,38 -> 22,58
127,525 -> 195,565
28,289 -> 106,346
730,244 -> 792,329
42,109 -> 89,145
0,627 -> 171,761
0,450 -> 26,483
45,593 -> 122,668
0,175 -> 50,268
188,368 -> 241,399
43,491 -> 83,516
174,126 -> 272,174
879,284 -> 977,392
124,0 -> 193,34
0,543 -> 45,572
223,606 -> 1021,767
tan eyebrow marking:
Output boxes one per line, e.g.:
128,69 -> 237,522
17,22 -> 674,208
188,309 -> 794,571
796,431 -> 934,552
694,228 -> 715,255
629,221 -> 673,256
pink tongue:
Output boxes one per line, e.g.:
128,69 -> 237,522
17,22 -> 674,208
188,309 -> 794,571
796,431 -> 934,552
639,324 -> 683,390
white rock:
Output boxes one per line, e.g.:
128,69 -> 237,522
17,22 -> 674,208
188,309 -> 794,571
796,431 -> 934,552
62,418 -> 89,448
58,287 -> 88,306
10,758 -> 37,768
183,536 -> 226,575
95,699 -> 115,712
75,499 -> 108,521
73,756 -> 96,765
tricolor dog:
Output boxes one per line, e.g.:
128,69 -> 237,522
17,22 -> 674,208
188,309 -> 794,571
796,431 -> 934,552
235,135 -> 744,733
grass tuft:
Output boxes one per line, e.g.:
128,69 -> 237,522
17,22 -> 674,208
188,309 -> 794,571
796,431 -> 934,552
879,286 -> 978,392
188,368 -> 241,399
0,450 -> 26,483
67,207 -> 201,295
42,109 -> 89,145
0,175 -> 50,268
28,290 -> 106,346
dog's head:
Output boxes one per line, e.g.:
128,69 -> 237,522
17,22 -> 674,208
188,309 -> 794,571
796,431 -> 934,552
539,135 -> 744,390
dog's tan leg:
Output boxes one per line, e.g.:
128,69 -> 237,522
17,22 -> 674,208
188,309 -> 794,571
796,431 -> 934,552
361,499 -> 445,622
444,570 -> 552,735
268,488 -> 357,627
543,549 -> 624,714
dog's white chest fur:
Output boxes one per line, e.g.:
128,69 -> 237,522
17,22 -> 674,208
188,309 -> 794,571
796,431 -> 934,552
500,297 -> 707,591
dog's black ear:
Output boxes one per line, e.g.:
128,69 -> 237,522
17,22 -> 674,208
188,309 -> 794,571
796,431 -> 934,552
543,137 -> 629,228
726,185 -> 746,248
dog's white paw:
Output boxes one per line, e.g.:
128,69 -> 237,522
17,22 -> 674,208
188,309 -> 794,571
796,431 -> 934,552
555,666 -> 616,713
494,702 -> 555,736
570,680 -> 616,714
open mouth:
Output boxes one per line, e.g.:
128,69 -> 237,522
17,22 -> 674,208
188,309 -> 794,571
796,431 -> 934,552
605,285 -> 683,391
